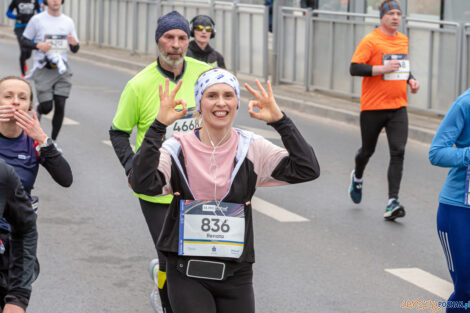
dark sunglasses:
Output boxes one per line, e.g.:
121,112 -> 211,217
195,25 -> 212,32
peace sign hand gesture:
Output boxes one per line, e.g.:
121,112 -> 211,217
156,79 -> 188,126
244,80 -> 283,123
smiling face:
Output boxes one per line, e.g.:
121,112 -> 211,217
157,29 -> 189,68
381,9 -> 402,33
200,83 -> 238,131
0,78 -> 32,123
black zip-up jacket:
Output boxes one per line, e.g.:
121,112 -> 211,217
0,159 -> 37,310
130,114 -> 320,263
186,40 -> 226,69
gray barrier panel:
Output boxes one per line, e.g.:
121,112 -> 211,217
463,24 -> 470,92
274,8 -> 464,113
3,2 -> 465,114
278,7 -> 307,85
406,19 -> 461,113
1,1 -> 18,27
309,12 -> 378,97
213,1 -> 234,70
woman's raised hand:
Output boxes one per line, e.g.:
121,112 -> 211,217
13,110 -> 47,144
245,80 -> 283,123
156,79 -> 188,126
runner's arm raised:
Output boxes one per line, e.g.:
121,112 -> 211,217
109,128 -> 135,175
38,144 -> 73,187
129,120 -> 168,195
6,1 -> 16,19
13,109 -> 73,187
110,82 -> 140,175
429,99 -> 470,168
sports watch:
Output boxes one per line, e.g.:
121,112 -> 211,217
36,137 -> 53,151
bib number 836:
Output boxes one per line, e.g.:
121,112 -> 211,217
201,218 -> 230,233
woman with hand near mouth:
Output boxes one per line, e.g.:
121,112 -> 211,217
0,75 -> 72,311
129,68 -> 319,313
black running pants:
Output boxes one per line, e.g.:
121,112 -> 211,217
354,107 -> 408,199
166,255 -> 255,313
36,95 -> 67,140
14,27 -> 32,76
139,199 -> 173,313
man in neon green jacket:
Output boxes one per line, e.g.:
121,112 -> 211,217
109,11 -> 211,313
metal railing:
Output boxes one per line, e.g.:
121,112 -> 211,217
274,8 -> 467,113
1,1 -> 468,113
463,23 -> 470,94
404,18 -> 462,113
59,0 -> 268,79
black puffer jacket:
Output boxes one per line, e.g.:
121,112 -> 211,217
0,159 -> 37,310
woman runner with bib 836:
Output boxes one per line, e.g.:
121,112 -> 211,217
129,68 -> 320,313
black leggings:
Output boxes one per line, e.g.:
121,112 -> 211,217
166,255 -> 255,313
14,27 -> 32,76
354,107 -> 408,199
36,95 -> 67,140
139,199 -> 173,313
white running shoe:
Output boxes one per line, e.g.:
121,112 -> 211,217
149,259 -> 163,313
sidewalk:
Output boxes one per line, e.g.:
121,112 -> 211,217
0,25 -> 443,144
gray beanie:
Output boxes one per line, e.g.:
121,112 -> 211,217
155,11 -> 190,43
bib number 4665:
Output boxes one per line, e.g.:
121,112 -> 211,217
201,218 -> 230,233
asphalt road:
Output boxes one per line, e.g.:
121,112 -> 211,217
0,38 -> 453,313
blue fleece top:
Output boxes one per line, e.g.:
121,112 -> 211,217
429,89 -> 470,208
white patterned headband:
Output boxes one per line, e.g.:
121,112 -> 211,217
194,69 -> 240,114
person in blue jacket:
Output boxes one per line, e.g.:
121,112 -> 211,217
6,0 -> 43,77
429,89 -> 470,312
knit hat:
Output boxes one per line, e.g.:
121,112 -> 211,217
379,0 -> 401,18
191,15 -> 214,28
194,69 -> 240,114
155,11 -> 190,43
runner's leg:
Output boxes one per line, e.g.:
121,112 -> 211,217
50,70 -> 73,140
51,95 -> 67,141
437,203 -> 470,312
354,110 -> 386,179
139,199 -> 173,312
166,256 -> 217,313
13,27 -> 27,76
213,264 -> 255,313
34,67 -> 56,119
384,107 -> 408,199
36,100 -> 53,115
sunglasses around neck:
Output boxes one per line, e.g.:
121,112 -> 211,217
195,25 -> 212,32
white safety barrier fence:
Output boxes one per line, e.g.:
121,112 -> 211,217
1,1 -> 468,113
61,0 -> 269,79
274,7 -> 467,114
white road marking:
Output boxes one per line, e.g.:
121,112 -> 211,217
102,140 -> 134,150
385,268 -> 453,299
238,125 -> 280,140
252,196 -> 309,222
42,113 -> 79,125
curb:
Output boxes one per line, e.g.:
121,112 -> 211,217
74,49 -> 148,72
